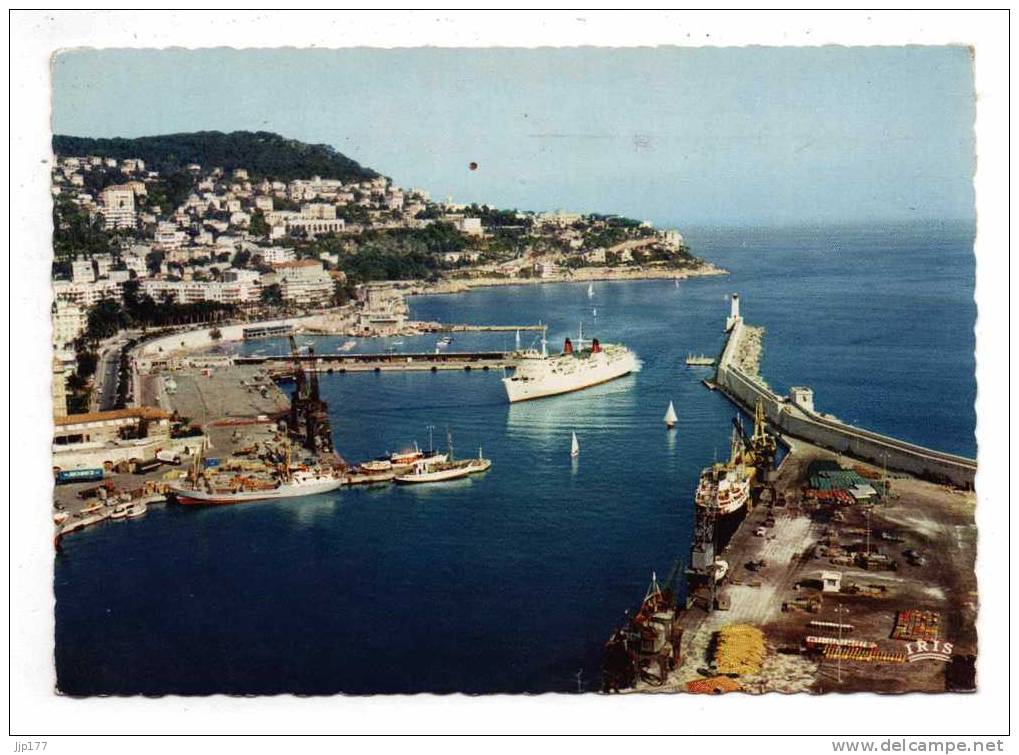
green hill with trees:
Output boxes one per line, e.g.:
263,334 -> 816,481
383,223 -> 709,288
52,131 -> 379,182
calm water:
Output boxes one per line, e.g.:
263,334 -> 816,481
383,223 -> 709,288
54,222 -> 976,695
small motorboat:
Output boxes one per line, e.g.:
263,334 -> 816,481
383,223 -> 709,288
570,431 -> 580,458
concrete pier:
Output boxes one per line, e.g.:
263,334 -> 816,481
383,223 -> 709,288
237,351 -> 519,373
713,296 -> 976,488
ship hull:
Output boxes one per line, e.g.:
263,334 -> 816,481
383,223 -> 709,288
171,478 -> 342,505
502,352 -> 638,403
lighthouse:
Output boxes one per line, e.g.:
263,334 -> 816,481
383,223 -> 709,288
725,293 -> 741,332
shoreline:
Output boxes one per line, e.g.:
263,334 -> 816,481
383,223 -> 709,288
404,261 -> 729,297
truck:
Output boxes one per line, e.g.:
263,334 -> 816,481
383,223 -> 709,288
156,450 -> 182,465
55,468 -> 104,485
133,458 -> 162,475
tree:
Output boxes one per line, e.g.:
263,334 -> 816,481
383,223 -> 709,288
146,250 -> 165,275
249,211 -> 270,237
261,283 -> 283,306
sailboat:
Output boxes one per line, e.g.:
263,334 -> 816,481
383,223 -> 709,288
570,431 -> 580,458
664,401 -> 678,429
587,283 -> 594,298
592,307 -> 597,317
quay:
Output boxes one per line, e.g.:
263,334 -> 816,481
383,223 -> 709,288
605,295 -> 977,695
236,351 -> 520,373
714,294 -> 976,489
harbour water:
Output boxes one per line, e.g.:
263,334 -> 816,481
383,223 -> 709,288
54,221 -> 976,695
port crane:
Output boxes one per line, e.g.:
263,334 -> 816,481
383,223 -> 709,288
286,334 -> 335,454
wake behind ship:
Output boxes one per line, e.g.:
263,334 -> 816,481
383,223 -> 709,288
502,329 -> 639,403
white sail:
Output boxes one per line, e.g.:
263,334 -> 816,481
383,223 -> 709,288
587,283 -> 594,298
570,431 -> 580,457
515,329 -> 521,350
664,401 -> 678,427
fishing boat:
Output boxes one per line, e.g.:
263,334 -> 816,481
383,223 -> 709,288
502,325 -> 639,403
125,502 -> 148,519
571,431 -> 580,458
393,434 -> 490,484
664,401 -> 678,429
389,439 -> 448,467
685,353 -> 716,367
436,336 -> 454,348
338,340 -> 357,352
109,503 -> 130,520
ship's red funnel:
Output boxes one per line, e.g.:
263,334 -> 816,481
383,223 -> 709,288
563,338 -> 574,354
591,338 -> 601,353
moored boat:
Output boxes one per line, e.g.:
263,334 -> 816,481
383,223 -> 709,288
170,443 -> 342,505
393,439 -> 491,484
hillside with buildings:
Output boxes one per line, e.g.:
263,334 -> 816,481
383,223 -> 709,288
50,131 -> 713,416
52,131 -> 379,182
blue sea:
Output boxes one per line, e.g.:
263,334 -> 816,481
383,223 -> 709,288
54,221 -> 976,695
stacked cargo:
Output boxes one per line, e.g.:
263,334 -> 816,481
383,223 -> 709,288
714,624 -> 766,676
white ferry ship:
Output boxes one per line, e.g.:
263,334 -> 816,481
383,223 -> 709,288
502,328 -> 639,403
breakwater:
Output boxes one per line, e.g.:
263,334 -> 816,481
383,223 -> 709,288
715,299 -> 976,488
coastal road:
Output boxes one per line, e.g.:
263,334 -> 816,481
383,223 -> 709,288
92,343 -> 121,411
92,331 -> 139,411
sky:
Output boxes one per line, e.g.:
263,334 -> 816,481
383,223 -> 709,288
51,46 -> 976,227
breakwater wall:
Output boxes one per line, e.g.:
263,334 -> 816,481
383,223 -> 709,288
716,316 -> 976,488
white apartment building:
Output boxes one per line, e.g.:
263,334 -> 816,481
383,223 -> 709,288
269,260 -> 334,305
259,246 -> 296,265
72,258 -> 95,284
51,299 -> 88,348
52,279 -> 122,308
301,203 -> 338,220
223,268 -> 261,283
94,253 -> 113,278
254,195 -> 274,212
384,192 -> 405,211
140,278 -> 257,305
286,217 -> 346,237
124,255 -> 150,278
100,186 -> 137,229
155,221 -> 187,250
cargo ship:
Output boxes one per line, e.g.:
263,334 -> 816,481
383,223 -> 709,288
502,327 -> 639,403
694,427 -> 753,517
169,445 -> 342,505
